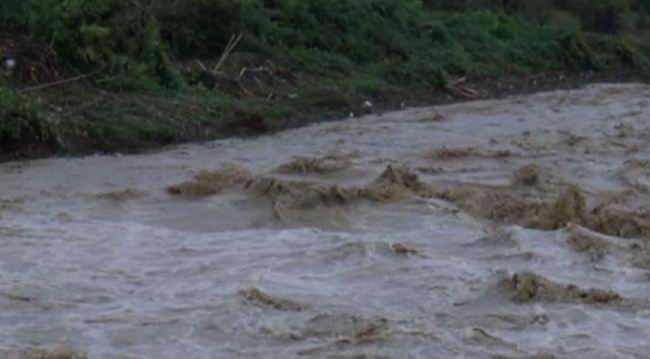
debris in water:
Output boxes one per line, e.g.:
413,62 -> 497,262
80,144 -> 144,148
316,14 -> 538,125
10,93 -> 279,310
586,204 -> 650,239
511,271 -> 622,305
534,184 -> 586,230
419,113 -> 446,122
432,182 -> 587,231
166,163 -> 251,197
595,190 -> 633,205
94,189 -> 148,201
336,317 -> 390,345
239,287 -> 308,311
0,197 -> 24,214
246,165 -> 430,214
464,326 -> 510,346
565,223 -> 609,258
275,151 -> 352,174
0,288 -> 33,302
492,352 -> 566,359
20,346 -> 89,359
389,242 -> 419,255
431,146 -> 475,160
363,165 -> 429,201
492,149 -> 512,158
565,133 -> 587,147
246,177 -> 355,208
512,164 -> 540,186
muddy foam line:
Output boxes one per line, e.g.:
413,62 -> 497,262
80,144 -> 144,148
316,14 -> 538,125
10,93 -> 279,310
2,84 -> 650,359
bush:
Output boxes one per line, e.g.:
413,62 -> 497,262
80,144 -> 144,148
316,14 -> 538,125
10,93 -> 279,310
0,87 -> 59,147
3,0 -> 180,90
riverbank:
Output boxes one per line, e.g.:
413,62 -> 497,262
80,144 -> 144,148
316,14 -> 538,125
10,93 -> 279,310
1,69 -> 644,164
1,1 -> 649,163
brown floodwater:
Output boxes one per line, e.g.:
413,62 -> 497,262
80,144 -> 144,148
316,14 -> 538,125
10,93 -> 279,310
1,83 -> 650,359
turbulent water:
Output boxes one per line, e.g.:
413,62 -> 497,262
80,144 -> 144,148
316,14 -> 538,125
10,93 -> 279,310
2,83 -> 650,359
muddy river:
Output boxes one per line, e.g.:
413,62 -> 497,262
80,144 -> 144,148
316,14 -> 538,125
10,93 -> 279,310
2,83 -> 650,359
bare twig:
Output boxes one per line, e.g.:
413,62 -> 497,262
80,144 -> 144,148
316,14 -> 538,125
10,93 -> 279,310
212,33 -> 243,74
196,60 -> 207,71
19,72 -> 95,93
238,66 -> 268,79
237,80 -> 252,97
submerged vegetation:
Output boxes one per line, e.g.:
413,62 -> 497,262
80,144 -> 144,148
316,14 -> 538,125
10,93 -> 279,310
1,0 -> 649,160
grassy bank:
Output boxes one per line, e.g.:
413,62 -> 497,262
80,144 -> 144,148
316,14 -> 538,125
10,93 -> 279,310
1,0 -> 649,161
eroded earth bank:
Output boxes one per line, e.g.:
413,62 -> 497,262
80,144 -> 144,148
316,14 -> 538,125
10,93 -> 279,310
2,83 -> 650,359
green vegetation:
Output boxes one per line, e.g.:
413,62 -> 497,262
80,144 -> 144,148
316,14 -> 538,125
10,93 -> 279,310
1,0 -> 649,159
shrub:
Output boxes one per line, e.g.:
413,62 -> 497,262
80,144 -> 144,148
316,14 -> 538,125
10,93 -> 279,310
0,87 -> 59,147
3,0 -> 180,90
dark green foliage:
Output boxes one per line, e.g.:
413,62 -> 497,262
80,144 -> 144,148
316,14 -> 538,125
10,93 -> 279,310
4,0 -> 180,90
0,88 -> 59,146
0,0 -> 648,159
3,0 -> 646,91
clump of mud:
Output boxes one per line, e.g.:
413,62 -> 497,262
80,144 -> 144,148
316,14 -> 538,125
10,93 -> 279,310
512,164 -> 540,186
239,287 -> 308,311
94,189 -> 148,201
275,151 -> 352,174
167,164 -> 251,197
20,347 -> 88,359
431,146 -> 475,160
511,271 -> 622,305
